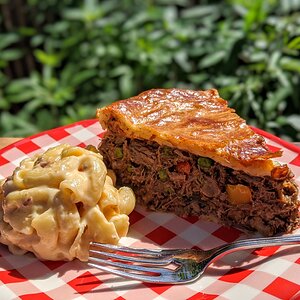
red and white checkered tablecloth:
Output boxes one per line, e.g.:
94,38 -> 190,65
0,119 -> 300,300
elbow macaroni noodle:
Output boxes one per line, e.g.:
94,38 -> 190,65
0,144 -> 135,261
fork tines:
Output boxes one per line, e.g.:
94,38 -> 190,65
88,242 -> 179,283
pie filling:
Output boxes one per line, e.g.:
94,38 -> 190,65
99,125 -> 299,236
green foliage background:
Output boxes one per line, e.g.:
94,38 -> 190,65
0,0 -> 300,140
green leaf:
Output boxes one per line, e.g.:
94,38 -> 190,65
45,21 -> 69,34
36,109 -> 58,130
24,99 -> 45,112
280,57 -> 300,73
181,5 -> 219,19
0,97 -> 9,109
8,89 -> 35,103
286,115 -> 300,131
34,50 -> 62,67
6,79 -> 33,94
0,33 -> 19,50
188,73 -> 208,84
174,51 -> 192,72
110,65 -> 132,77
0,111 -> 38,137
199,51 -> 225,68
123,12 -> 154,30
63,9 -> 84,21
119,73 -> 133,98
71,70 -> 98,86
31,35 -> 44,47
53,87 -> 74,106
243,0 -> 267,32
0,49 -> 23,61
18,27 -> 37,36
287,36 -> 300,50
264,88 -> 291,114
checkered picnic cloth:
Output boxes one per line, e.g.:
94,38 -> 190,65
0,119 -> 300,300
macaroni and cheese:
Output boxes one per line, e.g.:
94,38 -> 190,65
0,144 -> 135,261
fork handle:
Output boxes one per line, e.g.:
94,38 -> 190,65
210,234 -> 300,263
234,234 -> 300,249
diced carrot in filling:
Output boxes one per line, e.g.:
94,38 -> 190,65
176,161 -> 191,174
226,184 -> 252,204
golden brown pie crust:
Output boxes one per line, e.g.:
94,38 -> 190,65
97,88 -> 282,176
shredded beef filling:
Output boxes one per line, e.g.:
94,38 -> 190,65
99,127 -> 299,236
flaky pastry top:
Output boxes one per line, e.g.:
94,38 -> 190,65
97,88 -> 282,176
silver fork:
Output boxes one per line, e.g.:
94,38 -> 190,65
88,234 -> 300,284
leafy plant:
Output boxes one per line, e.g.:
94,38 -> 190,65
0,0 -> 299,141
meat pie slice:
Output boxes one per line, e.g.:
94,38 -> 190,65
97,88 -> 299,236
